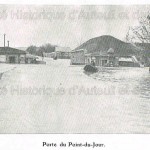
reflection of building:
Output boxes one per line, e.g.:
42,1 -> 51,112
71,49 -> 87,65
0,47 -> 26,64
55,47 -> 71,59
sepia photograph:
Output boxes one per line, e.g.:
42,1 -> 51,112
0,4 -> 150,134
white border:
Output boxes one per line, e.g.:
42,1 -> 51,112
0,134 -> 150,150
0,1 -> 150,150
0,0 -> 150,5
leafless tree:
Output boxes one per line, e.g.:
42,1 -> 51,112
126,15 -> 150,43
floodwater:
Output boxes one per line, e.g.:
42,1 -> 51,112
0,58 -> 150,133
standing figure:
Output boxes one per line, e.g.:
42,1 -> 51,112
41,52 -> 44,61
91,60 -> 95,66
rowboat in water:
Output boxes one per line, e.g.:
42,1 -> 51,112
84,64 -> 98,73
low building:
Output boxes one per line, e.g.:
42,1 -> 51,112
118,57 -> 134,67
0,47 -> 26,64
85,54 -> 118,67
71,44 -> 141,67
71,49 -> 87,65
55,47 -> 71,59
25,54 -> 38,64
43,47 -> 71,59
85,48 -> 118,67
118,56 -> 140,67
85,48 -> 140,67
43,52 -> 55,58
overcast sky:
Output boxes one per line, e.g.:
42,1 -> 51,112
0,5 -> 149,49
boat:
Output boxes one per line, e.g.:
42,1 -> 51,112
84,64 -> 98,73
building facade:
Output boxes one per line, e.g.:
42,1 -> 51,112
55,47 -> 71,59
85,53 -> 119,67
85,48 -> 140,67
85,54 -> 140,67
0,47 -> 26,64
44,47 -> 71,59
85,48 -> 118,67
118,56 -> 140,67
71,49 -> 87,65
43,52 -> 55,58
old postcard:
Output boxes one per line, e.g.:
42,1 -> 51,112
0,4 -> 150,135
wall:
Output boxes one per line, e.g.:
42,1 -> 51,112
71,51 -> 85,65
85,55 -> 109,66
6,55 -> 19,64
85,55 -> 119,67
0,55 -> 6,63
6,54 -> 26,64
56,52 -> 70,59
43,52 -> 55,58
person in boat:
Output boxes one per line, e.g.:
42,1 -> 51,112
91,60 -> 95,66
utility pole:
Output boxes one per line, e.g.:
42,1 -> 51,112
4,34 -> 6,47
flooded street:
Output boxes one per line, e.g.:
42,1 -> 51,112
0,58 -> 150,133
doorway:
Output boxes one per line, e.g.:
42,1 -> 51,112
102,60 -> 108,66
9,56 -> 16,63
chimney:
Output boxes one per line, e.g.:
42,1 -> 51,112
4,34 -> 6,47
7,41 -> 9,47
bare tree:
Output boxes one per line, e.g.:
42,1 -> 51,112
26,45 -> 37,55
126,15 -> 150,43
126,15 -> 150,66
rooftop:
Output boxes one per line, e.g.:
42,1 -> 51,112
0,47 -> 26,55
71,49 -> 87,52
119,57 -> 133,62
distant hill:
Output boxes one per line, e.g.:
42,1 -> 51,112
75,35 -> 141,56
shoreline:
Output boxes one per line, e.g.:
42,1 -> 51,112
0,64 -> 16,80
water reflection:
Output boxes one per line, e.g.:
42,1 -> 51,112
86,67 -> 150,133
